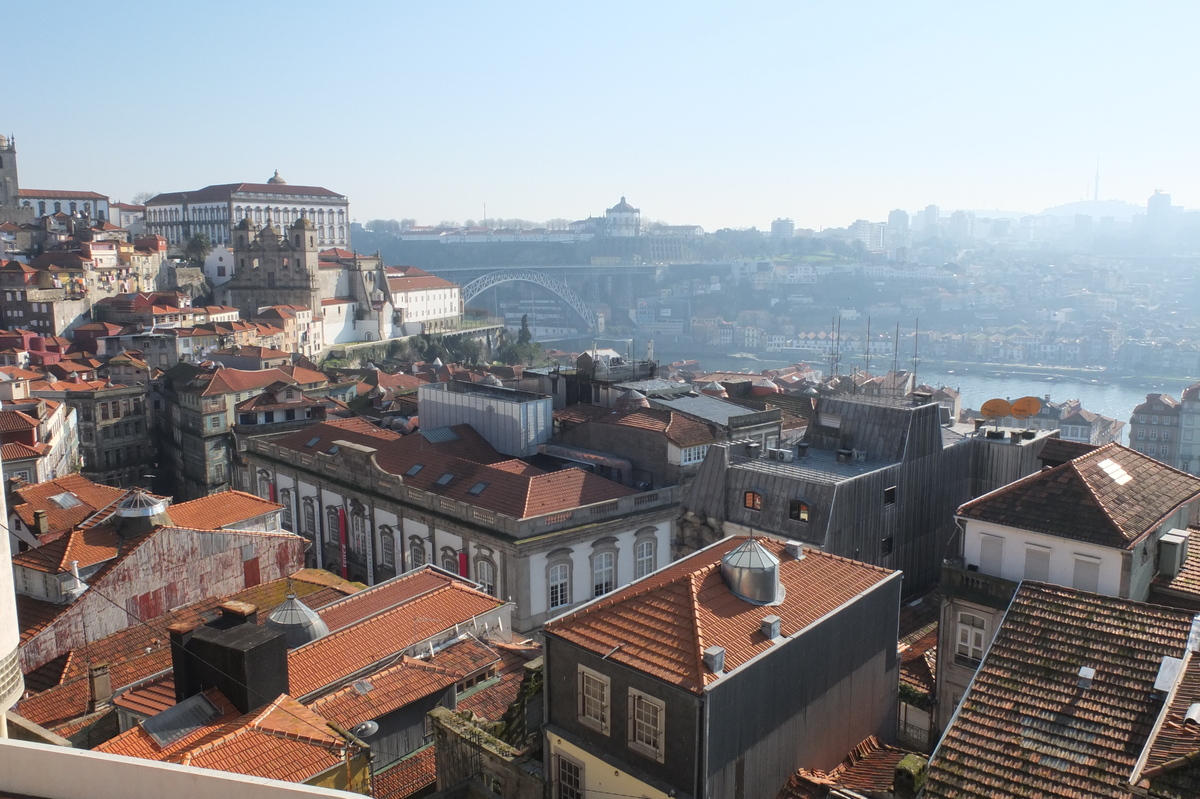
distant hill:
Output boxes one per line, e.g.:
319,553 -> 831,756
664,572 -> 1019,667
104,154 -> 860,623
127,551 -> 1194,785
1039,200 -> 1143,220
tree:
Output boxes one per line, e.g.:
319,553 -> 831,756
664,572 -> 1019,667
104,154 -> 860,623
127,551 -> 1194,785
131,191 -> 156,205
518,314 -> 532,344
366,219 -> 402,235
184,233 -> 213,266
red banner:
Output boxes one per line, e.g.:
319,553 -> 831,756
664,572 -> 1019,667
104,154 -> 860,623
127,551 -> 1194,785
268,482 -> 276,503
458,551 -> 469,577
338,507 -> 349,579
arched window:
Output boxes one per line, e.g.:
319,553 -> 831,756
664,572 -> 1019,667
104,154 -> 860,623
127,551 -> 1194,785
409,537 -> 426,568
592,551 -> 615,597
441,547 -> 459,574
379,526 -> 395,567
279,488 -> 293,531
302,494 -> 316,532
257,470 -> 273,500
789,500 -> 810,523
326,507 -> 340,545
351,512 -> 369,556
743,491 -> 763,511
475,558 -> 496,596
548,561 -> 571,609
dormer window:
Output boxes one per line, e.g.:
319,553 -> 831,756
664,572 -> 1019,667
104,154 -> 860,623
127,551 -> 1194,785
743,491 -> 763,511
789,500 -> 810,522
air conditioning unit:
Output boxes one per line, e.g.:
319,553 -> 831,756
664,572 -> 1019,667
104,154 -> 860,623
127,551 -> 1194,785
852,449 -> 867,462
1159,529 -> 1190,578
778,449 -> 795,462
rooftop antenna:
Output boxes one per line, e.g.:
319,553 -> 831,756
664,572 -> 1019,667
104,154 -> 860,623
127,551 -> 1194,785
911,318 -> 920,391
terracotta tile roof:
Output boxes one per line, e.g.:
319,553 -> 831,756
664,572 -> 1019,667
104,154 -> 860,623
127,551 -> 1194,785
288,578 -> 504,698
14,595 -> 64,645
372,745 -> 436,799
922,582 -> 1197,799
554,405 -> 718,447
317,568 -> 459,632
201,368 -> 299,396
147,183 -> 344,205
21,651 -> 78,693
1135,659 -> 1200,791
778,736 -> 913,799
113,675 -> 178,716
897,590 -> 940,697
545,537 -> 897,694
18,189 -> 108,200
386,274 -> 459,292
0,409 -> 39,432
11,524 -> 123,573
167,490 -> 283,530
11,473 -> 127,535
0,442 -> 46,461
274,419 -> 636,520
275,365 -> 328,385
456,646 -> 529,722
308,656 -> 460,728
1038,437 -> 1099,465
958,442 -> 1200,549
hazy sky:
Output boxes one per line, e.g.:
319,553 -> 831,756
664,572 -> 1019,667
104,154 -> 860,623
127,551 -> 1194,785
7,2 -> 1198,230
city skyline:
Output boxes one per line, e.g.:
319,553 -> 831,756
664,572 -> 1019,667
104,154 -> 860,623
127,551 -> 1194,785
8,1 -> 1200,229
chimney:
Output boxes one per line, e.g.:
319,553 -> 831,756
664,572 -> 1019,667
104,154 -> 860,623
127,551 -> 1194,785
1077,666 -> 1095,690
170,604 -> 287,713
760,615 -> 781,639
88,663 -> 113,711
796,442 -> 809,458
785,540 -> 805,560
703,646 -> 726,674
32,509 -> 49,537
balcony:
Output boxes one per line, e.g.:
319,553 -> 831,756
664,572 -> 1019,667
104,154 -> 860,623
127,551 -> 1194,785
941,559 -> 1018,610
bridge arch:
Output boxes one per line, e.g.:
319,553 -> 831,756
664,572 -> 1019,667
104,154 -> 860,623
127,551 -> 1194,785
462,269 -> 598,335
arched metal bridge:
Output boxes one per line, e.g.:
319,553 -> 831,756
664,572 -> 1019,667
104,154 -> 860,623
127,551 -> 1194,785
461,269 -> 598,335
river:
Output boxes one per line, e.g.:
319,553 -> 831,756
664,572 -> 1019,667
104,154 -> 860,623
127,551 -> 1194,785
645,346 -> 1198,441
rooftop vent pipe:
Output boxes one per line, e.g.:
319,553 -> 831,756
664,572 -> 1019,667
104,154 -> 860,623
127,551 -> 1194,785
703,646 -> 725,674
761,615 -> 781,639
1077,666 -> 1095,690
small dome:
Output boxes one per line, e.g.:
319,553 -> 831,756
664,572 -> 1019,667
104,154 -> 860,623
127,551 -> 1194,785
751,378 -> 782,397
268,170 -> 287,185
265,593 -> 330,648
115,488 -> 168,518
700,381 -> 728,398
614,389 -> 650,412
432,357 -> 444,368
721,538 -> 782,605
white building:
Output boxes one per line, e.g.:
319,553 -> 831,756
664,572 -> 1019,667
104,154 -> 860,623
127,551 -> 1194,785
605,196 -> 641,237
419,380 -> 553,457
385,265 -> 462,335
17,189 -> 110,221
144,172 -> 349,250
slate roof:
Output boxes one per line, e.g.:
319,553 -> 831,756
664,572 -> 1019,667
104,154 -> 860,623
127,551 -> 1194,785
957,442 -> 1200,549
1037,437 -> 1099,466
554,405 -> 718,447
167,490 -> 283,530
147,183 -> 345,205
544,537 -> 897,694
923,582 -> 1198,799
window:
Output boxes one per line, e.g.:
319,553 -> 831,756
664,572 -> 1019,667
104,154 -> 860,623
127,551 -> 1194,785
743,491 -> 763,511
1163,431 -> 1171,442
441,549 -> 459,573
556,756 -> 583,799
592,551 -> 615,597
351,513 -> 369,557
978,534 -> 1004,575
326,507 -> 340,545
635,538 -> 656,579
279,489 -> 293,530
577,666 -> 610,734
303,499 -> 316,537
409,538 -> 426,567
628,689 -> 665,762
475,558 -> 496,595
380,526 -> 395,567
884,486 -> 897,505
1024,546 -> 1051,582
549,561 -> 571,609
1138,429 -> 1145,440
787,499 -> 811,522
1073,556 -> 1101,593
956,612 -> 987,666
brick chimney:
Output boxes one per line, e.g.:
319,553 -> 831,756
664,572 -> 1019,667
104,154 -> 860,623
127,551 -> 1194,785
32,509 -> 49,537
87,663 -> 112,712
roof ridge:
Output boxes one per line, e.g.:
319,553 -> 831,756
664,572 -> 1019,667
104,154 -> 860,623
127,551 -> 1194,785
687,571 -> 708,687
1070,456 -> 1133,543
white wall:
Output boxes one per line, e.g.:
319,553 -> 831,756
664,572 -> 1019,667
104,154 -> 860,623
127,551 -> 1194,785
963,519 -> 1124,596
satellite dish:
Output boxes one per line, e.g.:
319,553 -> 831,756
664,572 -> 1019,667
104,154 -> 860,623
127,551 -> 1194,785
980,398 -> 1013,420
350,720 -> 379,738
1010,396 -> 1042,419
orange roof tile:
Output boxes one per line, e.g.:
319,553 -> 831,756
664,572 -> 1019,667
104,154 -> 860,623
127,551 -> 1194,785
545,538 -> 897,694
308,657 -> 460,728
11,524 -> 123,573
317,568 -> 456,632
167,490 -> 283,530
779,736 -> 913,799
113,675 -> 178,717
11,473 -> 127,536
288,578 -> 504,698
373,745 -> 436,799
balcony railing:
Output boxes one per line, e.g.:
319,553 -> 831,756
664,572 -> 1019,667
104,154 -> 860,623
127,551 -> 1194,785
941,560 -> 1019,609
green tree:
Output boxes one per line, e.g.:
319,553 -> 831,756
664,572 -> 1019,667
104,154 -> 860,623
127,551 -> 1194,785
518,314 -> 532,344
184,233 -> 213,266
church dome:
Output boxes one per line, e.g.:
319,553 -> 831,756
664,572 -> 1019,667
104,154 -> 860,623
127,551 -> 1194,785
265,593 -> 330,648
268,170 -> 287,185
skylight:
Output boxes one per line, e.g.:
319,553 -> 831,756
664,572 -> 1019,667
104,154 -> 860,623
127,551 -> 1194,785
405,464 -> 424,477
328,445 -> 340,455
1096,458 -> 1132,486
468,481 -> 489,495
48,492 -> 82,509
304,436 -> 320,448
436,473 -> 455,486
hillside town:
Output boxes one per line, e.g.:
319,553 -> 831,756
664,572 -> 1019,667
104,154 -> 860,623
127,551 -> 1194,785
5,91 -> 1200,799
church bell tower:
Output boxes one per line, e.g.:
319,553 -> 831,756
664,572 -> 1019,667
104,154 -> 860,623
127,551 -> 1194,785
0,134 -> 19,207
